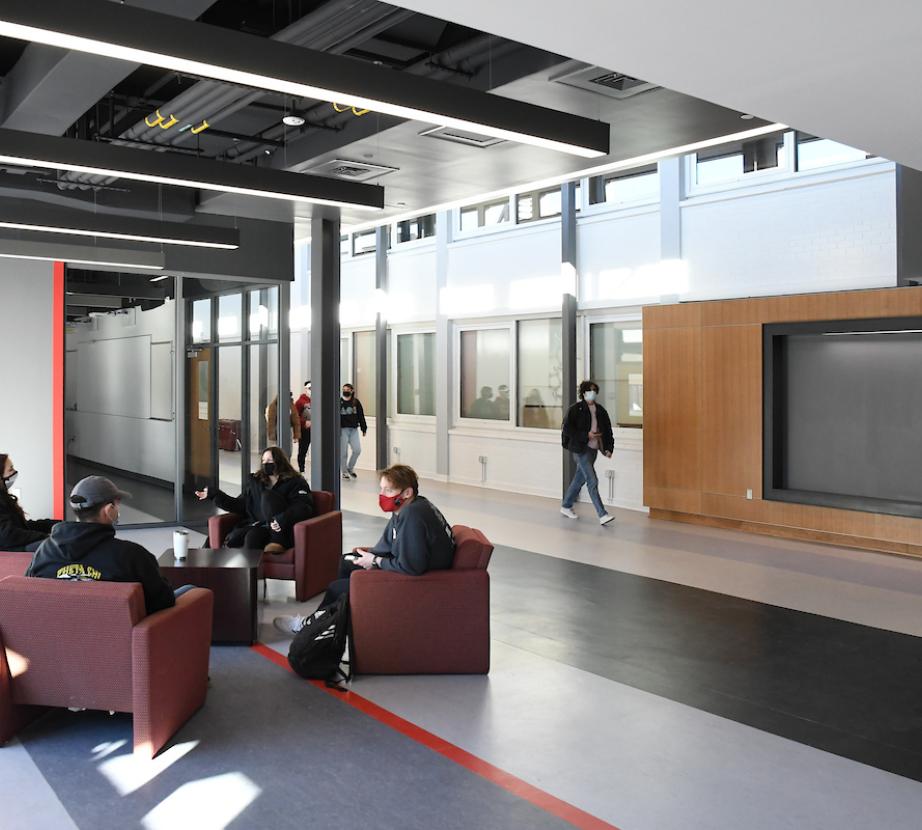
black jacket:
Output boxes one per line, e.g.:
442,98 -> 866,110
561,400 -> 615,455
370,496 -> 455,575
340,397 -> 367,432
0,495 -> 56,551
213,473 -> 314,531
27,522 -> 175,615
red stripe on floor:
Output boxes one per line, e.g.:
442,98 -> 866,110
251,643 -> 620,830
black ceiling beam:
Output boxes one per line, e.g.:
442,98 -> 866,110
0,0 -> 610,158
0,127 -> 384,209
0,201 -> 240,249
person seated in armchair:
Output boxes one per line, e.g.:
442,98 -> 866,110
0,453 -> 58,552
27,476 -> 176,615
196,446 -> 314,554
273,464 -> 453,635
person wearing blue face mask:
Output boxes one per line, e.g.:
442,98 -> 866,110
0,452 -> 58,552
560,381 -> 616,526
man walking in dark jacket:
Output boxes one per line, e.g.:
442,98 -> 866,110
273,464 -> 454,634
27,477 -> 175,615
340,383 -> 367,480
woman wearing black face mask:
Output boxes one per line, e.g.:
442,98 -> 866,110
195,446 -> 314,552
0,453 -> 58,552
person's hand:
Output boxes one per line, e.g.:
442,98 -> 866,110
362,430 -> 367,437
353,550 -> 376,569
353,546 -> 370,554
194,487 -> 209,501
270,519 -> 282,533
603,450 -> 612,459
305,420 -> 311,428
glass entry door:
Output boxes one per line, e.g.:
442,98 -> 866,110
181,283 -> 281,524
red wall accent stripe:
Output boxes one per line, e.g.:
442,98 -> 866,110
251,643 -> 621,830
52,261 -> 65,519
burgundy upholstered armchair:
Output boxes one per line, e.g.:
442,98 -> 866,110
208,490 -> 342,602
349,525 -> 494,675
0,576 -> 213,758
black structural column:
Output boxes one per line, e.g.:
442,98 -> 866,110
561,181 -> 578,494
896,165 -> 922,286
278,278 -> 292,457
310,209 -> 342,505
375,225 -> 389,471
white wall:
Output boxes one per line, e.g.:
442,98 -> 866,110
305,157 -> 898,511
66,300 -> 176,483
0,259 -> 55,517
681,164 -> 896,299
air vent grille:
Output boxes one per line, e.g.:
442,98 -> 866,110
550,63 -> 659,100
418,125 -> 505,148
304,158 -> 398,182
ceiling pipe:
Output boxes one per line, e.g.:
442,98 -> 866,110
58,0 -> 410,189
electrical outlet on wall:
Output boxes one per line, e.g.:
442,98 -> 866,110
746,488 -> 753,500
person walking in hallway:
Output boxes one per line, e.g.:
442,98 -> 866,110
340,383 -> 367,480
295,380 -> 311,473
560,380 -> 615,525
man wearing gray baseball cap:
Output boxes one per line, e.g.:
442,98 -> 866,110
27,476 -> 175,615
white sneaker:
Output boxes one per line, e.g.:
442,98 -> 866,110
273,614 -> 308,635
342,472 -> 351,480
560,507 -> 578,519
599,514 -> 615,526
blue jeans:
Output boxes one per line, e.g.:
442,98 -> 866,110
341,427 -> 362,472
562,449 -> 607,517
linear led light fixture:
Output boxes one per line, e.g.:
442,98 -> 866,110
0,206 -> 240,249
0,239 -> 165,270
0,0 -> 610,159
0,128 -> 384,211
344,122 -> 789,233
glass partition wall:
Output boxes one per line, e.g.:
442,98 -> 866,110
64,269 -> 285,529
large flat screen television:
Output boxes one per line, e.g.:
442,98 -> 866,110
763,317 -> 922,518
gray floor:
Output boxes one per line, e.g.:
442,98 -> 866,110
4,498 -> 922,829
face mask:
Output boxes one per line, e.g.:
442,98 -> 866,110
342,391 -> 352,399
262,462 -> 277,476
3,471 -> 18,488
584,391 -> 597,402
378,492 -> 404,513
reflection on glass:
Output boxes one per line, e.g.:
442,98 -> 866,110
589,322 -> 643,428
250,342 -> 278,461
217,293 -> 242,342
604,172 -> 659,204
797,138 -> 869,171
192,299 -> 211,343
460,329 -> 510,420
517,319 -> 562,429
64,275 -> 177,524
340,337 -> 350,388
538,189 -> 561,218
248,287 -> 278,337
218,345 -> 243,496
397,333 -> 436,416
352,331 -> 376,417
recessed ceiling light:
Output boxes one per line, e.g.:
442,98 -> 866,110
282,114 -> 305,127
740,114 -> 755,120
0,0 -> 610,158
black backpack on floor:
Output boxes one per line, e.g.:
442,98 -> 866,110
287,594 -> 352,688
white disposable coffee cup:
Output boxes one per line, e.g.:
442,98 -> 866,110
173,530 -> 189,560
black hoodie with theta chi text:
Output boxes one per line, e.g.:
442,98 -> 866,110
27,522 -> 175,615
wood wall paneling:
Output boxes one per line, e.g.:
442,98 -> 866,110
644,285 -> 922,557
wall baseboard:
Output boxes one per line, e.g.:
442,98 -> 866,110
648,508 -> 922,560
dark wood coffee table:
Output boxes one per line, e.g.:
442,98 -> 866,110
158,548 -> 262,645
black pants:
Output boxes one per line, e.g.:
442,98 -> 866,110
320,555 -> 365,608
297,429 -> 311,473
227,490 -> 294,550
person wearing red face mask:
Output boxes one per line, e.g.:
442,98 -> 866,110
273,464 -> 454,634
